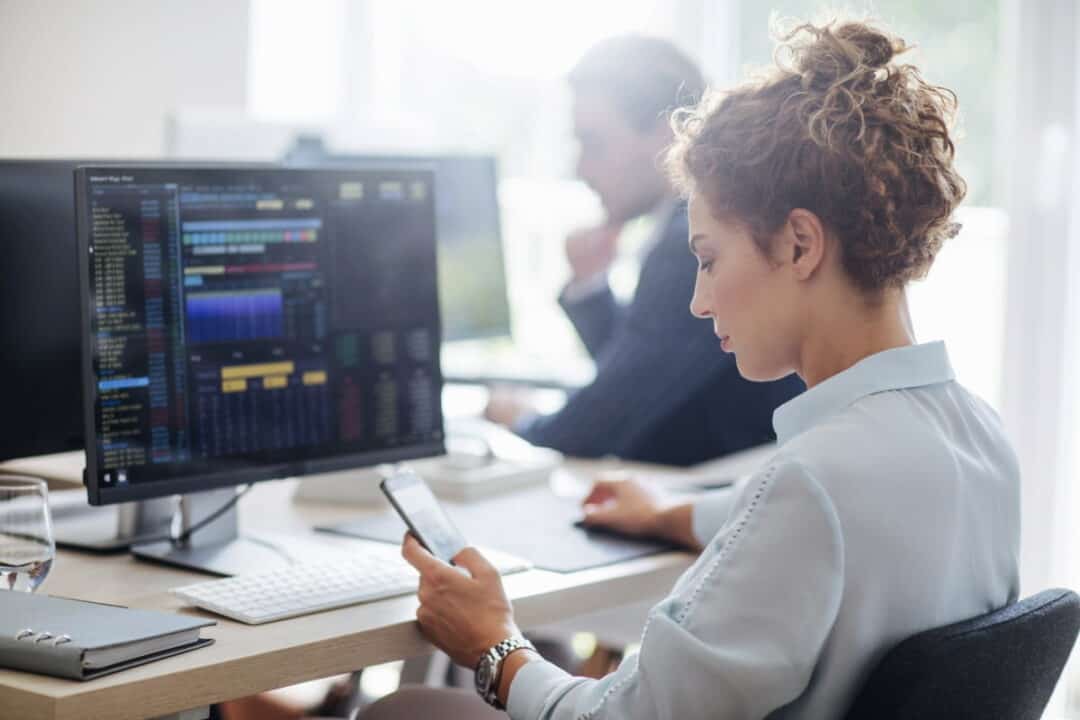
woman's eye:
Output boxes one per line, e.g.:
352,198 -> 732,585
698,259 -> 714,273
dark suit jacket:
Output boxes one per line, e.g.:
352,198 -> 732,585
517,203 -> 805,466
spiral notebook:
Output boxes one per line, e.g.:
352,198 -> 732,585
0,591 -> 214,680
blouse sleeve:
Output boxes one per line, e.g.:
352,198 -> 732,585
691,483 -> 741,547
506,460 -> 845,720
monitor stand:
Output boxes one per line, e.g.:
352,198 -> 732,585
5,450 -> 175,553
131,488 -> 301,577
53,497 -> 175,553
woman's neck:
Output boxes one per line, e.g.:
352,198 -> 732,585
798,289 -> 915,389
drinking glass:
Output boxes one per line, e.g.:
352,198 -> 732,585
0,476 -> 55,592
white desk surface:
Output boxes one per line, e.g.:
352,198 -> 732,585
0,454 -> 766,720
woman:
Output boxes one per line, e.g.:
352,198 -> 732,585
382,18 -> 1020,720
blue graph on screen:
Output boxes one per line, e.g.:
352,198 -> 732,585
186,290 -> 284,344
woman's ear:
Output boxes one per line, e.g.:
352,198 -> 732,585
785,208 -> 828,280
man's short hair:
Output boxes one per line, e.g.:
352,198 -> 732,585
569,35 -> 706,132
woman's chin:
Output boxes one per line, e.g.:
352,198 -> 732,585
734,355 -> 787,383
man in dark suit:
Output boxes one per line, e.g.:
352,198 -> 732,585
486,36 -> 804,465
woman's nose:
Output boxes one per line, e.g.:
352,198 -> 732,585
689,283 -> 710,319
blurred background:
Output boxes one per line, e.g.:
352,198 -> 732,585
1,0 -> 1079,715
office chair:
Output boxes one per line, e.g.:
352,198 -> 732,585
844,588 -> 1080,720
333,589 -> 1080,720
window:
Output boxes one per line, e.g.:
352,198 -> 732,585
331,0 -> 699,362
248,0 -> 345,123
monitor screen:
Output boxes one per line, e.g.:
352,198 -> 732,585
288,154 -> 511,342
0,159 -> 276,463
77,166 -> 445,505
0,161 -> 85,461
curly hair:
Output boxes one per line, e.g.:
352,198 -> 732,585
666,19 -> 967,292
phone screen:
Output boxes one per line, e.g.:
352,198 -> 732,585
382,470 -> 467,563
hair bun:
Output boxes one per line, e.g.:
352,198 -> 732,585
785,20 -> 907,88
667,16 -> 966,293
834,22 -> 899,68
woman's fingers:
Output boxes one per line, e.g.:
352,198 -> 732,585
401,532 -> 458,584
400,527 -> 520,669
451,546 -> 497,579
582,500 -> 622,527
415,605 -> 454,640
400,532 -> 433,569
583,478 -> 624,506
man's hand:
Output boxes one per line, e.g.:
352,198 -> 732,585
401,534 -> 520,669
565,223 -> 622,282
484,385 -> 537,429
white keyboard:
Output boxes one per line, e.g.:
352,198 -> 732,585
173,547 -> 531,624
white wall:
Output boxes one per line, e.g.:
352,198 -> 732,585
0,0 -> 249,158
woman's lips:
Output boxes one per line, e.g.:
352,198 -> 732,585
719,334 -> 731,351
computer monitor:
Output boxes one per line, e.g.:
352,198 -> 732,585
0,161 -> 85,461
286,153 -> 511,343
0,159 -> 275,465
76,165 -> 445,574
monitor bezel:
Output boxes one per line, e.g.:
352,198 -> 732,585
76,164 -> 446,507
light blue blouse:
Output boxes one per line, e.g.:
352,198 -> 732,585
507,341 -> 1020,719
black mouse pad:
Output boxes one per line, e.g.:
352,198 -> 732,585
316,486 -> 678,573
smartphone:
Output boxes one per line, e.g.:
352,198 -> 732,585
380,467 -> 467,564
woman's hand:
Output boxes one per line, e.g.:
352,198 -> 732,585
580,473 -> 666,537
581,473 -> 703,551
401,533 -> 520,669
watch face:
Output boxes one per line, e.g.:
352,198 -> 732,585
475,658 -> 493,693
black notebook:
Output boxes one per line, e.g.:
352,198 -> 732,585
0,591 -> 214,680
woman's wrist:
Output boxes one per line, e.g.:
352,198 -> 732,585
472,622 -> 522,669
496,647 -> 542,708
654,502 -> 703,551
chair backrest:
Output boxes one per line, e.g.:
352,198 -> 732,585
844,589 -> 1080,720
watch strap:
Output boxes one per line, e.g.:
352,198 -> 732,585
477,634 -> 536,708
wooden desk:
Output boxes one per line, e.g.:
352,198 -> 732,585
0,459 -> 700,720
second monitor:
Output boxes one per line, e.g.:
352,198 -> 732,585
287,153 -> 512,343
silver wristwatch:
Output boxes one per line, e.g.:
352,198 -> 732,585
475,634 -> 536,708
